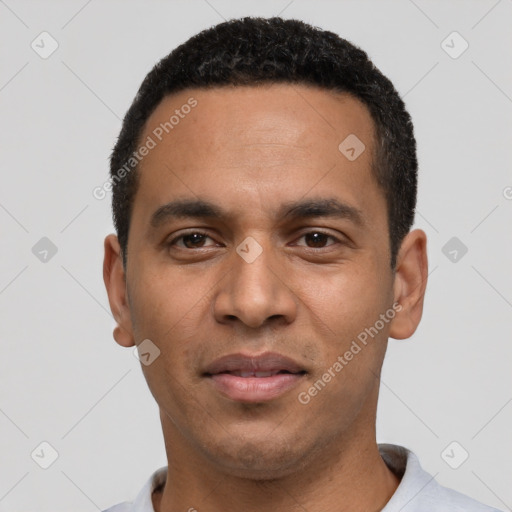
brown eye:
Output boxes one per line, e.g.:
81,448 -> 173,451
181,233 -> 208,248
303,232 -> 333,248
170,232 -> 217,249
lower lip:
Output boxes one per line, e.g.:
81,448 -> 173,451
207,373 -> 305,403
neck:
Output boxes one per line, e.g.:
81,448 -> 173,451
153,407 -> 400,512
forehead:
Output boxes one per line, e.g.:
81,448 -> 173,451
133,84 -> 381,224
142,84 -> 375,159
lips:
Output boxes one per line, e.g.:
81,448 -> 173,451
204,352 -> 305,376
227,370 -> 288,377
203,352 -> 307,403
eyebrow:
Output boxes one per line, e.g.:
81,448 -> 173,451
149,197 -> 364,228
280,198 -> 364,226
150,199 -> 225,228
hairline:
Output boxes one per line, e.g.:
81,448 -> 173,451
120,82 -> 392,268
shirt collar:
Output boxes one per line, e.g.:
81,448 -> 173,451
129,466 -> 166,512
126,444 -> 421,511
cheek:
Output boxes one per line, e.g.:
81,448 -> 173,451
128,262 -> 225,381
293,268 -> 389,429
296,262 -> 388,345
129,263 -> 207,338
129,267 -> 208,416
293,259 -> 393,413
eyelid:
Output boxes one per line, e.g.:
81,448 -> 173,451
291,229 -> 344,246
166,228 -> 348,250
168,230 -> 220,248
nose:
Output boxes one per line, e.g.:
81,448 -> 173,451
213,243 -> 298,329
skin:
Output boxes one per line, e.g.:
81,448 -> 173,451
103,84 -> 428,512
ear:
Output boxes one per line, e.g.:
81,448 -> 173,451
103,234 -> 135,347
389,229 -> 428,340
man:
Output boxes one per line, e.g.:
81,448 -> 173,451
102,17 -> 501,512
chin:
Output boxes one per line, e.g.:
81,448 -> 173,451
201,433 -> 314,481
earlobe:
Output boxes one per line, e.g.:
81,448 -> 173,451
389,229 -> 428,340
113,324 -> 134,348
103,234 -> 135,347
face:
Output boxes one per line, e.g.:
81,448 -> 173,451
104,84 -> 427,479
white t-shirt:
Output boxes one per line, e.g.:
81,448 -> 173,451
104,444 -> 502,512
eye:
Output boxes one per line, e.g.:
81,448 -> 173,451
294,231 -> 339,249
169,231 -> 219,249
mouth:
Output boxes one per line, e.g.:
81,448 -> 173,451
203,352 -> 307,403
219,369 -> 302,377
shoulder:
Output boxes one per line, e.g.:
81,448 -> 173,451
103,504 -> 131,512
405,475 -> 502,512
102,466 -> 167,512
424,484 -> 502,512
379,444 -> 502,512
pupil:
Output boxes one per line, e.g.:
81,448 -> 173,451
184,233 -> 205,248
306,232 -> 327,248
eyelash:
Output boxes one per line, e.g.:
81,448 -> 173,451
167,230 -> 342,250
168,231 -> 216,249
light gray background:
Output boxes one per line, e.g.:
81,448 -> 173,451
1,0 -> 511,510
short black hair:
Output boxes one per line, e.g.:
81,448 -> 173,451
110,17 -> 417,269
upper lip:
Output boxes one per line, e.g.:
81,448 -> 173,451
203,352 -> 306,375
